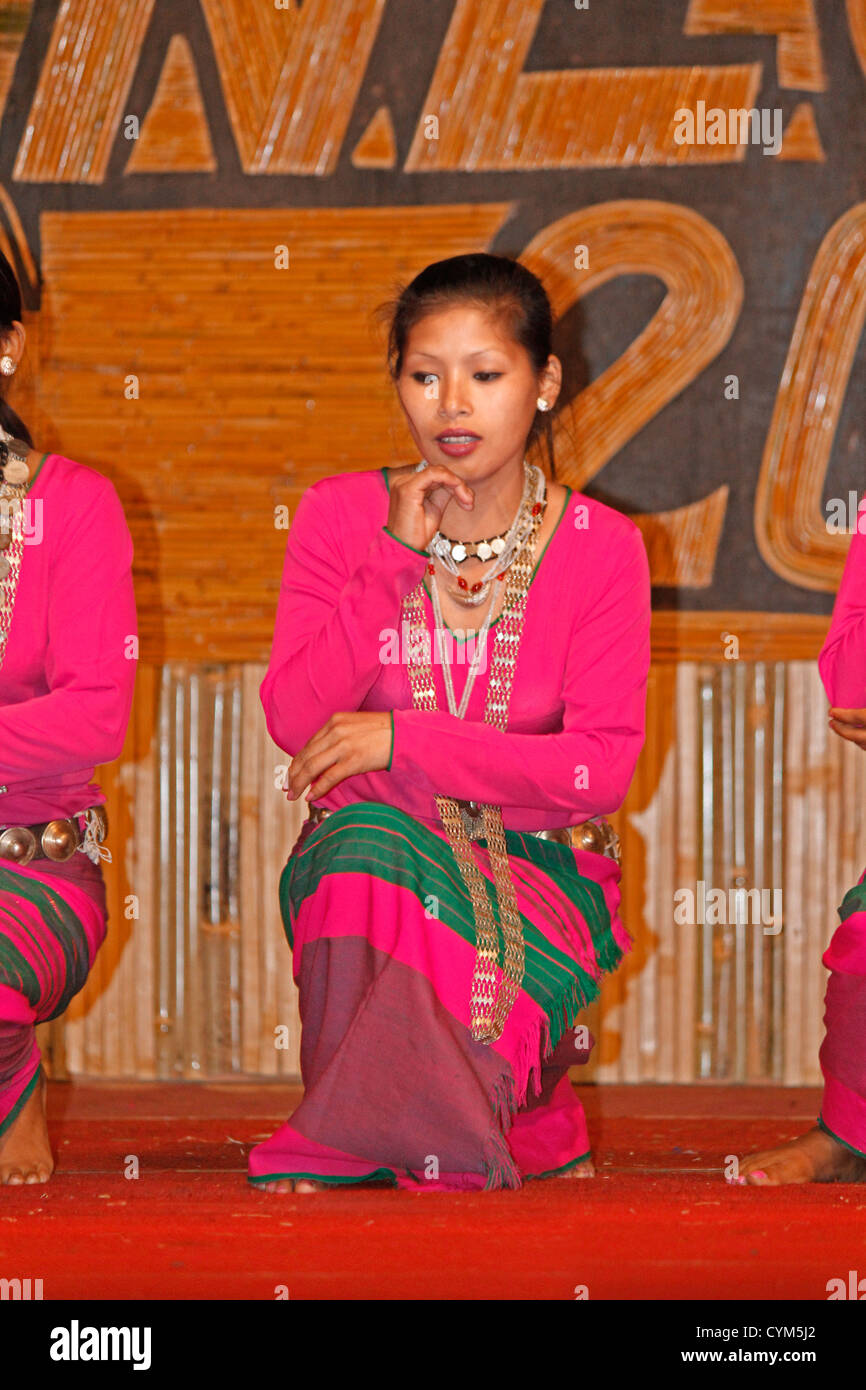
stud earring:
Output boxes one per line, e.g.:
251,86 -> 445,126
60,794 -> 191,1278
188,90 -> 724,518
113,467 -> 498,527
0,356 -> 16,377
536,397 -> 549,411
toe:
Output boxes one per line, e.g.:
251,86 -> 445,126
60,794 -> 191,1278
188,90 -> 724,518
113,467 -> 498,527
737,1154 -> 771,1179
257,1176 -> 325,1194
744,1168 -> 774,1185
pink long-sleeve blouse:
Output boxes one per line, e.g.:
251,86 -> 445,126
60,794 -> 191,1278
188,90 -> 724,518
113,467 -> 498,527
261,467 -> 651,833
818,522 -> 866,708
0,452 -> 137,824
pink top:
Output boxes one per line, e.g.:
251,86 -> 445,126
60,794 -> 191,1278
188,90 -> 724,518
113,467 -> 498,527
0,452 -> 137,824
261,467 -> 651,832
819,524 -> 866,707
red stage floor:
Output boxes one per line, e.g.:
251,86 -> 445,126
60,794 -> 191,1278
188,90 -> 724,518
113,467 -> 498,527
1,1081 -> 863,1300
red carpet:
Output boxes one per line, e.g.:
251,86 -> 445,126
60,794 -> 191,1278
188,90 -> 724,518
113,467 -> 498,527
1,1082 -> 864,1300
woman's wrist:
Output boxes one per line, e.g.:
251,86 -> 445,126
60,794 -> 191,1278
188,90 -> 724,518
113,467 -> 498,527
381,524 -> 428,558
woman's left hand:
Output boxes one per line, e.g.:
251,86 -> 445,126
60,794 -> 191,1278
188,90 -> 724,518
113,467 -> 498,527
286,711 -> 392,800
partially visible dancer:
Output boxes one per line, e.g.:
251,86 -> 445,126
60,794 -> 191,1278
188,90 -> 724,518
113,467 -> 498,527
0,253 -> 136,1184
736,518 -> 866,1184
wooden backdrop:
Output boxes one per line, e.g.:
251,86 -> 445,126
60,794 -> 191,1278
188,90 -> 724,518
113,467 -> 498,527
0,0 -> 863,1081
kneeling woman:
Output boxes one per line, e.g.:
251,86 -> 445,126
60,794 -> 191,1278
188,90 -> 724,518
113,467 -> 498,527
0,254 -> 136,1183
249,253 -> 651,1193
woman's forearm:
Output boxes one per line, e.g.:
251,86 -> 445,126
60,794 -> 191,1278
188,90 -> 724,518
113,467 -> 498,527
262,483 -> 427,754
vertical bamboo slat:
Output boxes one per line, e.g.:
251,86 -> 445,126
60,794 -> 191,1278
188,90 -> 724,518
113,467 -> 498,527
698,663 -> 715,1077
803,666 -> 828,1078
770,667 -> 786,1080
239,665 -> 264,1073
749,664 -> 767,1079
655,669 -> 678,1081
130,662 -> 158,1077
783,666 -> 807,1084
675,665 -> 699,1083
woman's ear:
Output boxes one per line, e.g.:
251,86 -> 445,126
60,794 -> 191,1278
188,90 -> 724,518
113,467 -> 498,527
539,354 -> 562,410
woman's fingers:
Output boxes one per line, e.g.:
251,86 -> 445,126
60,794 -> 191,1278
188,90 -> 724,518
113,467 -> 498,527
297,746 -> 360,800
286,712 -> 392,799
286,721 -> 340,798
386,465 -> 475,551
288,749 -> 341,799
287,744 -> 339,798
828,716 -> 866,750
400,462 -> 474,507
285,714 -> 367,797
829,707 -> 866,726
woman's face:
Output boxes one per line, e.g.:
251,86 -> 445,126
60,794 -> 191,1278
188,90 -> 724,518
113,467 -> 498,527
396,303 -> 559,478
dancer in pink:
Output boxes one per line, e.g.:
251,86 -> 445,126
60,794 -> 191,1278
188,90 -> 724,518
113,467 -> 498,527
737,515 -> 866,1183
0,252 -> 136,1183
249,253 -> 651,1193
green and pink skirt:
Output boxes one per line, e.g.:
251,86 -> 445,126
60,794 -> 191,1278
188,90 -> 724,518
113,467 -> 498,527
818,867 -> 866,1158
248,800 -> 630,1191
0,856 -> 107,1141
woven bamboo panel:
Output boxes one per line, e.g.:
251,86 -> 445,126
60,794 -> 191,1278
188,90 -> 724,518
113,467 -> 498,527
849,0 -> 866,80
42,655 -> 866,1086
3,0 -> 839,181
352,106 -> 397,169
34,202 -> 513,662
0,1 -> 31,127
755,201 -> 866,592
199,0 -> 387,175
54,664 -> 304,1080
33,199 -> 832,658
12,0 -> 387,180
685,0 -> 826,92
404,0 -> 762,171
777,102 -> 824,161
522,201 -> 742,590
586,658 -> 861,1085
650,612 -> 830,663
14,0 -> 157,184
125,34 -> 216,174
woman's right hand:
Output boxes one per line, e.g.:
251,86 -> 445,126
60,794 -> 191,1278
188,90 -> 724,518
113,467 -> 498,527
828,707 -> 866,750
386,463 -> 475,552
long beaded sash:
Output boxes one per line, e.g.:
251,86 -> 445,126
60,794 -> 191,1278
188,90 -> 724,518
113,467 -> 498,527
0,479 -> 28,667
401,507 -> 544,1044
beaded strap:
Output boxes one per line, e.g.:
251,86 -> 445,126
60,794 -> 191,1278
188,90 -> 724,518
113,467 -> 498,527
0,482 -> 28,668
401,506 -> 543,1044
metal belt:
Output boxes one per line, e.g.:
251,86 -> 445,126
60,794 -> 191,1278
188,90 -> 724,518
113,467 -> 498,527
0,805 -> 108,864
297,801 -> 621,866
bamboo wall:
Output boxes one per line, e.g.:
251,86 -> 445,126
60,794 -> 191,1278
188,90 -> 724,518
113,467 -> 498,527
1,0 -> 865,1083
35,649 -> 862,1088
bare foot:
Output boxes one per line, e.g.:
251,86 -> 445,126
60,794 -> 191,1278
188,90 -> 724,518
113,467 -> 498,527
561,1156 -> 595,1178
733,1127 -> 866,1186
0,1071 -> 54,1186
258,1178 -> 326,1194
